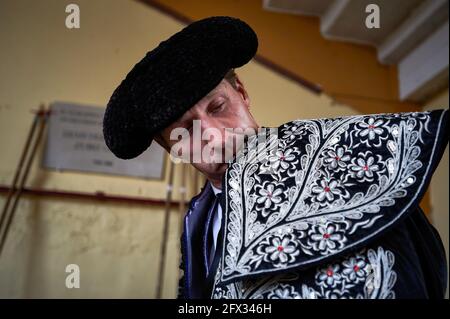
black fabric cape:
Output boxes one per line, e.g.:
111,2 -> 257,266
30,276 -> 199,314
178,109 -> 448,299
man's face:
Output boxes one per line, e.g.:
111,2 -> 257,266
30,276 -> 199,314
156,76 -> 259,186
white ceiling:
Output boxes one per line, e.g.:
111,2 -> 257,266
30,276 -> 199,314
263,0 -> 449,102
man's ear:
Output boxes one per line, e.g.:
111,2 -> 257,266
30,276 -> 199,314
234,75 -> 250,108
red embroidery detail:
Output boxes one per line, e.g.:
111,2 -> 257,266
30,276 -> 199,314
323,233 -> 331,239
326,268 -> 334,277
324,187 -> 331,192
277,246 -> 284,252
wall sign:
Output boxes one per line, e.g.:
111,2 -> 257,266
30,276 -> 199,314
42,102 -> 165,179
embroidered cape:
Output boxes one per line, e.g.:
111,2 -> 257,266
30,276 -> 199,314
179,109 -> 449,299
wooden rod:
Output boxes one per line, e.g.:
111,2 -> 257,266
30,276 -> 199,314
155,160 -> 175,298
0,108 -> 40,235
0,186 -> 181,207
0,105 -> 47,256
178,163 -> 187,236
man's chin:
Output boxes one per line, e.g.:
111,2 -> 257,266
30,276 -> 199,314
208,162 -> 229,179
214,162 -> 229,173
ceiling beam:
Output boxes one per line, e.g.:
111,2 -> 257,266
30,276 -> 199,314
398,21 -> 449,102
378,0 -> 449,65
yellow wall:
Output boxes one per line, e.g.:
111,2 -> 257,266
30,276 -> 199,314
422,89 -> 449,298
0,0 -> 359,298
0,0 -> 192,298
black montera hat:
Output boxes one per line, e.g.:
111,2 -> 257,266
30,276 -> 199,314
103,16 -> 258,159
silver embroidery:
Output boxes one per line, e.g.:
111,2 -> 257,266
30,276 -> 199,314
220,111 -> 446,282
212,246 -> 397,299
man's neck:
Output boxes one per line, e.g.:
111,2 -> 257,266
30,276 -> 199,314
210,182 -> 222,195
209,179 -> 222,190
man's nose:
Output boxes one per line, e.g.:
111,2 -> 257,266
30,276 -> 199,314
199,116 -> 219,132
198,116 -> 224,143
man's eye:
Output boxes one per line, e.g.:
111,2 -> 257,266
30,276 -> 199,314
211,103 -> 225,113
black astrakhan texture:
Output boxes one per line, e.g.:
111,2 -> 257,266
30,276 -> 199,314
103,16 -> 258,159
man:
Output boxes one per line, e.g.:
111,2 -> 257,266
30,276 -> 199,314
103,16 -> 448,299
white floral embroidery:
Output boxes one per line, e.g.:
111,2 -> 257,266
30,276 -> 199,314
349,152 -> 381,182
342,256 -> 367,283
212,246 -> 398,299
220,110 -> 444,283
323,146 -> 351,171
316,264 -> 342,288
267,149 -> 297,173
267,285 -> 301,299
255,233 -> 300,267
255,182 -> 284,217
308,223 -> 347,254
357,117 -> 387,146
282,125 -> 306,141
311,179 -> 342,202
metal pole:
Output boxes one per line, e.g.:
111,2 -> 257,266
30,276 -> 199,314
178,163 -> 186,236
0,107 -> 41,235
0,105 -> 48,257
155,160 -> 175,298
